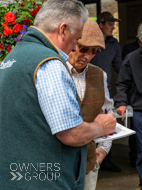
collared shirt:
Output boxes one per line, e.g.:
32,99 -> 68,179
66,61 -> 113,153
35,49 -> 83,135
67,62 -> 89,101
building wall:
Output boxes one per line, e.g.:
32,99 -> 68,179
118,0 -> 142,50
86,0 -> 118,17
0,0 -> 14,6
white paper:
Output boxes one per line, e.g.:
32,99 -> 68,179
94,122 -> 136,143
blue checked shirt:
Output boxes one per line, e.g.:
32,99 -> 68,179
35,49 -> 83,135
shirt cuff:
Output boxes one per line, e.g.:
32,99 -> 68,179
97,140 -> 112,154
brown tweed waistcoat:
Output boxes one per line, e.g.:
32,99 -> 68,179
79,64 -> 105,174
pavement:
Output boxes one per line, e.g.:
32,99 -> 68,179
96,142 -> 140,190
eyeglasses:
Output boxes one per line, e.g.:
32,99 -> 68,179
77,45 -> 102,55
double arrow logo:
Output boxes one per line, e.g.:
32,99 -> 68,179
10,172 -> 23,181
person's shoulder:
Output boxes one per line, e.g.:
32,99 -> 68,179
124,40 -> 139,50
88,63 -> 103,72
106,36 -> 120,48
128,46 -> 141,56
107,36 -> 118,43
124,47 -> 142,62
41,59 -> 69,75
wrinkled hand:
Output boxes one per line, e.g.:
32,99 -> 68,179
95,147 -> 107,165
94,113 -> 116,136
117,106 -> 127,121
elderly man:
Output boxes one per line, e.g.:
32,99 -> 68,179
67,18 -> 114,190
0,1 -> 116,189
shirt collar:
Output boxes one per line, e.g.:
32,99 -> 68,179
57,48 -> 69,63
66,61 -> 88,75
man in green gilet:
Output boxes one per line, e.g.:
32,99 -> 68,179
0,1 -> 116,190
68,18 -> 114,190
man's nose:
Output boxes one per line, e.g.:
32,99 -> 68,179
84,52 -> 93,60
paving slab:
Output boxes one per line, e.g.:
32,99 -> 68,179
96,143 -> 139,190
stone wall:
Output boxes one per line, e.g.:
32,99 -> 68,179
0,0 -> 15,6
86,0 -> 118,17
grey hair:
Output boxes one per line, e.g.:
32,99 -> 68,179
33,0 -> 88,34
137,23 -> 142,40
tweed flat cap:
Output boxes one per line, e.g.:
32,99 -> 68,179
78,18 -> 105,49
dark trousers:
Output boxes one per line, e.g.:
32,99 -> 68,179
133,111 -> 142,187
128,83 -> 137,162
129,117 -> 137,161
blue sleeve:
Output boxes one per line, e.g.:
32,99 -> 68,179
35,59 -> 83,134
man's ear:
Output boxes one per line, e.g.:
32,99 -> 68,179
59,22 -> 68,40
99,22 -> 103,29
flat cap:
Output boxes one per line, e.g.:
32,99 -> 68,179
78,18 -> 105,49
97,12 -> 121,23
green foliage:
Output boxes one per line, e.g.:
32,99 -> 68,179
89,17 -> 97,22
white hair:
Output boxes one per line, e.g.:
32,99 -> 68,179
33,0 -> 88,34
137,23 -> 142,40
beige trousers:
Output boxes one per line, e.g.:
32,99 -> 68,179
84,162 -> 100,190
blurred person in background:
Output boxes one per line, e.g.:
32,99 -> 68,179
90,11 -> 122,173
121,22 -> 142,167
